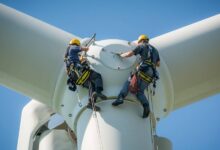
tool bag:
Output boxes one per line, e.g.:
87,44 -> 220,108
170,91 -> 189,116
129,73 -> 138,94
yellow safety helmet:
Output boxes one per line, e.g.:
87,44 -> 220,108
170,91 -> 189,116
137,34 -> 149,43
69,38 -> 80,46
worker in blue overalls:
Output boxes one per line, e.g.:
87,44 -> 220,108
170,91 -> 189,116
64,38 -> 107,111
112,35 -> 160,118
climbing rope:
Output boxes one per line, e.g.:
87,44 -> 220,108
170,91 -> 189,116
67,127 -> 77,144
89,82 -> 104,150
147,86 -> 157,150
149,86 -> 156,129
76,88 -> 82,107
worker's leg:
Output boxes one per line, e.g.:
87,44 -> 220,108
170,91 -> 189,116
66,62 -> 77,91
112,80 -> 130,106
86,81 -> 101,111
136,78 -> 150,118
89,71 -> 107,100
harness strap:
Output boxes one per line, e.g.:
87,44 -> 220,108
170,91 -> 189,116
138,71 -> 153,84
76,70 -> 91,85
143,60 -> 155,68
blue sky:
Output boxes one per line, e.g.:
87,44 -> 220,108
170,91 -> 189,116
0,0 -> 220,149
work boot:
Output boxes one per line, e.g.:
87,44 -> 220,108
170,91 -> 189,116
112,97 -> 124,106
142,106 -> 150,118
86,103 -> 101,111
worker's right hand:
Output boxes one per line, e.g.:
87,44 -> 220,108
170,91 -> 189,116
120,53 -> 126,58
82,47 -> 89,51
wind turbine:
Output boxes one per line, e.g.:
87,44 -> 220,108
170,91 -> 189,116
0,4 -> 220,150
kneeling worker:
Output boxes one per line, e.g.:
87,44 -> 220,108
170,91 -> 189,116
64,38 -> 107,111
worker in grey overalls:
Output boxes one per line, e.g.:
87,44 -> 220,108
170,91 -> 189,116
112,34 -> 160,118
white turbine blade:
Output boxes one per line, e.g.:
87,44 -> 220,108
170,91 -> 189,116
151,14 -> 220,110
0,4 -> 80,105
17,100 -> 54,150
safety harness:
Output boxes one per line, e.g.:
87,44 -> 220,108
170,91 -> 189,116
129,45 -> 158,94
137,45 -> 156,83
138,71 -> 153,84
75,69 -> 91,85
68,62 -> 91,87
144,60 -> 156,68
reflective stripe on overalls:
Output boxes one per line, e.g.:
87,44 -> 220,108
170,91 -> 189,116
76,70 -> 91,85
68,62 -> 91,85
137,60 -> 155,84
138,71 -> 153,84
144,60 -> 155,68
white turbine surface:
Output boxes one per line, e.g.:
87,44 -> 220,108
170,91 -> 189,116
0,4 -> 220,150
151,15 -> 220,109
17,100 -> 54,150
0,4 -> 80,106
